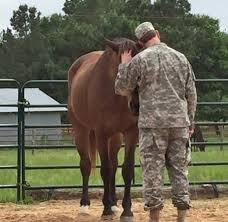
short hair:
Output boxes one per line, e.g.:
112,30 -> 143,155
139,30 -> 157,44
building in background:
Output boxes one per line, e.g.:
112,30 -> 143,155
0,88 -> 67,145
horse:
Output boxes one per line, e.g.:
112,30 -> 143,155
68,38 -> 140,220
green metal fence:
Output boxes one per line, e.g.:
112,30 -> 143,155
0,79 -> 228,202
0,79 -> 21,201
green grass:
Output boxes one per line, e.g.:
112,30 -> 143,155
0,145 -> 227,203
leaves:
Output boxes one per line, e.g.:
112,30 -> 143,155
10,5 -> 41,38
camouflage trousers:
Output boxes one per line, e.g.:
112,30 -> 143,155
139,127 -> 191,210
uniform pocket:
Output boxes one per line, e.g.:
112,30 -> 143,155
139,128 -> 154,150
139,128 -> 154,167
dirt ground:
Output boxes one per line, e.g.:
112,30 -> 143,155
0,198 -> 227,222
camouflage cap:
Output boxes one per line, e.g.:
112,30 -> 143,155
135,22 -> 155,40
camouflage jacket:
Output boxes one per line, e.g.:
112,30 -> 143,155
115,42 -> 197,128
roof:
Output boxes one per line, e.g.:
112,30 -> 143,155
0,88 -> 67,113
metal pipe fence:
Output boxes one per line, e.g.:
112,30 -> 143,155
0,79 -> 21,201
0,79 -> 227,202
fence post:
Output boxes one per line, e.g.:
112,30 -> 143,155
17,84 -> 22,202
19,87 -> 26,201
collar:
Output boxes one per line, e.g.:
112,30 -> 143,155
147,42 -> 167,48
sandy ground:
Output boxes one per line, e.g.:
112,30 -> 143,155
0,198 -> 227,222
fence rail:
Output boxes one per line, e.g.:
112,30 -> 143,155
0,78 -> 227,202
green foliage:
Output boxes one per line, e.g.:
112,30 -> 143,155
10,5 -> 41,38
0,0 -> 228,120
152,0 -> 191,17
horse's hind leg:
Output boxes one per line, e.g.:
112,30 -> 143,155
121,127 -> 138,220
109,133 -> 123,213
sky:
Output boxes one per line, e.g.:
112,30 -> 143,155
0,0 -> 227,32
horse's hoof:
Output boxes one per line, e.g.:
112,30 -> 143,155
101,214 -> 115,221
120,216 -> 134,222
78,205 -> 90,215
121,211 -> 133,218
120,211 -> 134,222
111,205 -> 121,213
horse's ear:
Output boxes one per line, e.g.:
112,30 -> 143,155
104,38 -> 119,52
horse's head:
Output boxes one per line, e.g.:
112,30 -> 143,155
105,38 -> 140,59
104,38 -> 141,75
105,38 -> 141,116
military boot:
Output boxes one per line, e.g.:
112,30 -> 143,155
177,210 -> 187,222
149,209 -> 160,222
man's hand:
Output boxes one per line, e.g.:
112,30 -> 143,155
121,50 -> 132,64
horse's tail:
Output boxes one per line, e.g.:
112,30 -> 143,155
89,130 -> 97,171
194,125 -> 206,151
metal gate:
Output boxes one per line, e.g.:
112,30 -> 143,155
0,79 -> 21,201
0,79 -> 227,202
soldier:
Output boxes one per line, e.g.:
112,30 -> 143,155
115,22 -> 197,222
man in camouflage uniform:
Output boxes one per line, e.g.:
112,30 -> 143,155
115,22 -> 197,222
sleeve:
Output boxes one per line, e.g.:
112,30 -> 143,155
115,57 -> 141,96
185,61 -> 197,127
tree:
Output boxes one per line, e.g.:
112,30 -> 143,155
0,0 -> 228,121
152,0 -> 191,17
10,5 -> 41,38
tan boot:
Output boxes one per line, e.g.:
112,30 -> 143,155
149,209 -> 160,222
177,210 -> 187,222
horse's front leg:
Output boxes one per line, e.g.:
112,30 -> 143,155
96,133 -> 114,218
121,127 -> 138,221
109,133 -> 123,213
68,106 -> 91,213
74,127 -> 91,214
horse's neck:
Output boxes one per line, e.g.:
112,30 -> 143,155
95,50 -> 118,83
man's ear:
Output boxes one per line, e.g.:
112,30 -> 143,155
136,41 -> 144,51
156,30 -> 160,39
104,38 -> 119,52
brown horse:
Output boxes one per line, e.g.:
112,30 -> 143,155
68,38 -> 139,220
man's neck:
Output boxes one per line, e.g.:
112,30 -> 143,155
145,37 -> 161,48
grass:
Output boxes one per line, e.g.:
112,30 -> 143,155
0,144 -> 227,203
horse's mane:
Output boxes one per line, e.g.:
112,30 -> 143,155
94,38 -> 139,74
112,37 -> 133,43
112,38 -> 139,56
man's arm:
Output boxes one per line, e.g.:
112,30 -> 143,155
186,61 -> 197,132
115,52 -> 141,96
